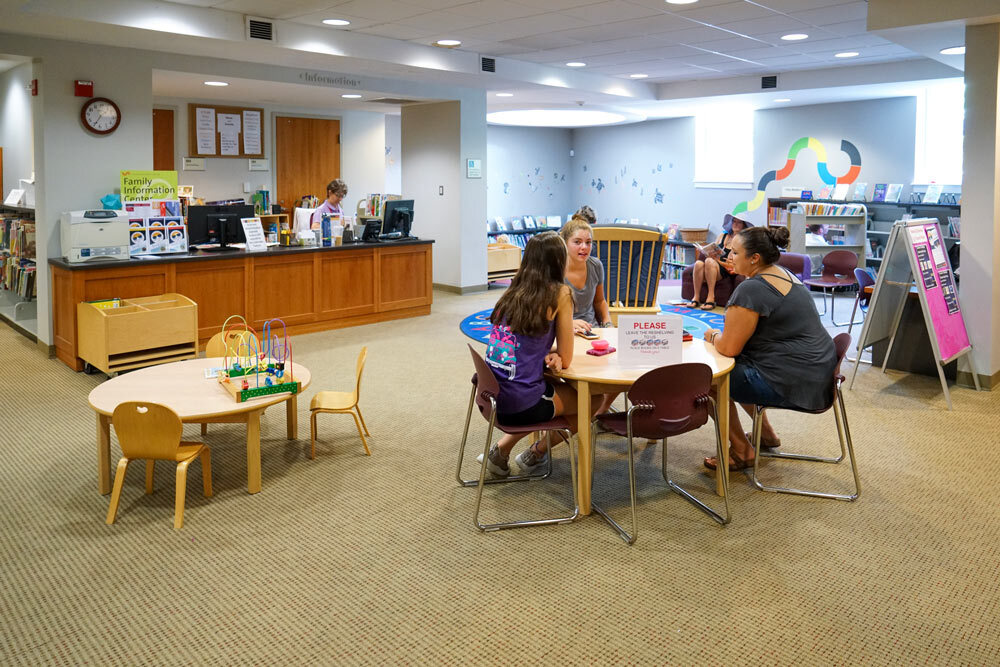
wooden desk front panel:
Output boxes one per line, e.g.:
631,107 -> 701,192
317,248 -> 376,319
378,244 -> 432,311
174,259 -> 248,340
252,254 -> 315,327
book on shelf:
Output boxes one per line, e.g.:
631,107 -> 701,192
801,190 -> 813,200
793,202 -> 865,216
884,184 -> 903,203
831,184 -> 849,201
872,184 -> 887,203
817,186 -> 832,199
922,184 -> 944,204
510,218 -> 524,231
851,182 -> 868,201
523,216 -> 536,229
665,223 -> 680,240
947,216 -> 961,238
546,216 -> 561,228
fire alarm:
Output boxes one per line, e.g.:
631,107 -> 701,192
30,79 -> 38,96
74,80 -> 94,97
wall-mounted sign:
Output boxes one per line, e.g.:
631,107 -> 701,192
466,159 -> 482,179
249,158 -> 269,172
183,157 -> 205,171
297,71 -> 362,88
120,170 -> 178,200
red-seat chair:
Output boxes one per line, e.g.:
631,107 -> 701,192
455,344 -> 579,532
748,333 -> 860,501
591,363 -> 730,545
802,250 -> 861,326
847,268 -> 876,335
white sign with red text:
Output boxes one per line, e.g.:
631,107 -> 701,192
617,315 -> 683,368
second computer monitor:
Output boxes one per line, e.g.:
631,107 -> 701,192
381,199 -> 414,239
187,204 -> 254,250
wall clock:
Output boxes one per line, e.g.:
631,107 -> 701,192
80,97 -> 121,135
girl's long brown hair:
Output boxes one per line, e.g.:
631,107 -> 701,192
491,232 -> 567,336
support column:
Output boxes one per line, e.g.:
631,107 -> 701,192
960,23 -> 1000,388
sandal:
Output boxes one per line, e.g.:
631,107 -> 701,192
745,431 -> 781,449
704,448 -> 754,471
700,301 -> 716,310
683,300 -> 701,309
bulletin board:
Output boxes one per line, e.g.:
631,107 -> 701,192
187,103 -> 265,158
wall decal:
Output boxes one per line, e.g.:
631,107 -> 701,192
654,189 -> 664,204
733,137 -> 862,215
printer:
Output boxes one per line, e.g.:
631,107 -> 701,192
61,210 -> 130,262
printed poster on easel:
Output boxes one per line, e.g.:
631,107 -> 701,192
849,219 -> 979,409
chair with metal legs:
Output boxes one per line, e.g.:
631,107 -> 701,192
847,267 -> 876,335
455,345 -> 579,532
591,363 -> 730,545
749,333 -> 860,501
803,250 -> 862,326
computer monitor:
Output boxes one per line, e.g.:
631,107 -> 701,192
381,199 -> 414,240
187,204 -> 254,251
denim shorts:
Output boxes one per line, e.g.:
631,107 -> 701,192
728,362 -> 796,409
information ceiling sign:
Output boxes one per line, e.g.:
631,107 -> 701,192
617,315 -> 683,368
121,170 -> 178,200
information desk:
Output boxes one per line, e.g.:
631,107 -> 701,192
50,240 -> 433,371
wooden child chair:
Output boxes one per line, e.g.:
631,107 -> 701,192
106,402 -> 213,530
309,347 -> 371,458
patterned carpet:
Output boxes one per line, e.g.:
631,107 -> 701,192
1,290 -> 998,664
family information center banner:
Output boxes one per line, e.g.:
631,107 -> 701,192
121,171 -> 178,201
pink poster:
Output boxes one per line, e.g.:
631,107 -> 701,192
907,223 -> 969,361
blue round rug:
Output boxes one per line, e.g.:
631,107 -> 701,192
460,304 -> 725,344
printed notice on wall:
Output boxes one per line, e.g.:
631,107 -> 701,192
617,315 -> 683,368
218,113 -> 241,156
196,107 -> 216,154
243,110 -> 261,154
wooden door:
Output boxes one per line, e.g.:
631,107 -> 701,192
152,108 -> 175,171
275,116 -> 340,213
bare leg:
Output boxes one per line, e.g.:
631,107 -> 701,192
704,258 -> 720,305
739,402 -> 780,445
688,260 -> 705,305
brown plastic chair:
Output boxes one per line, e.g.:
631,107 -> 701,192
592,363 -> 730,544
455,344 -> 579,532
106,402 -> 213,530
749,333 -> 860,501
802,250 -> 861,326
309,347 -> 370,458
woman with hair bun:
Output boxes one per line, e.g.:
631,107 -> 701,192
701,225 -> 837,471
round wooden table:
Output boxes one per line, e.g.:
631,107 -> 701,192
553,328 -> 735,515
89,357 -> 311,495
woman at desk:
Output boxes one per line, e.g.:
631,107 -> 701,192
702,225 -> 836,471
683,214 -> 750,310
309,179 -> 348,227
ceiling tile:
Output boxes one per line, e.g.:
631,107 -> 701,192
724,45 -> 798,60
397,10 -> 492,31
507,0 -> 607,10
402,0 -> 489,8
752,0 -> 856,11
446,0 -> 549,21
285,10 -> 379,29
658,25 -> 739,44
668,1 -> 780,24
461,12 -> 591,41
501,35 -> 585,51
788,2 -> 868,27
561,0 -> 664,23
819,19 -> 870,37
753,54 -> 826,67
717,15 -> 813,37
213,0 -> 345,19
356,23 -> 438,40
330,0 -> 426,21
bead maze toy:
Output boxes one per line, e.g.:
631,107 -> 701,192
216,316 -> 300,403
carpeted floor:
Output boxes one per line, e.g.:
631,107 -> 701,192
1,289 -> 997,664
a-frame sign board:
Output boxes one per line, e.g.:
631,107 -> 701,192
849,219 -> 980,409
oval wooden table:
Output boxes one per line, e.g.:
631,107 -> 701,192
89,358 -> 311,495
553,328 -> 735,515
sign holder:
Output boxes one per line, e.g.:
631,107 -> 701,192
849,219 -> 980,409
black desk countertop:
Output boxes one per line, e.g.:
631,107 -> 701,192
49,238 -> 434,271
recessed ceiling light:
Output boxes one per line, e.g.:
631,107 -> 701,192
341,94 -> 362,99
322,19 -> 350,26
665,0 -> 699,4
835,51 -> 859,58
487,109 -> 627,128
204,81 -> 228,86
566,62 -> 586,67
629,73 -> 649,79
434,39 -> 461,47
495,92 -> 514,97
781,33 -> 809,41
774,98 -> 791,102
940,46 -> 966,55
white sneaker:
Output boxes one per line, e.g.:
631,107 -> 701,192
478,446 -> 510,477
515,444 -> 550,475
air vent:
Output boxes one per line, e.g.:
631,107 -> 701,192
761,75 -> 777,89
481,57 -> 496,73
368,98 -> 419,105
246,16 -> 275,42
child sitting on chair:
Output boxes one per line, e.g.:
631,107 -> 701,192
483,232 -> 583,476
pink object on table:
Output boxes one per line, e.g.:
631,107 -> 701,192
590,339 -> 609,351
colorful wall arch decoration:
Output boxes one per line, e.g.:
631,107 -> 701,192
732,137 -> 862,215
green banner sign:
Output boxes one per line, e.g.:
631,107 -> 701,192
120,170 -> 178,201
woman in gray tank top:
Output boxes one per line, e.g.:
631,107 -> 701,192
701,225 -> 837,472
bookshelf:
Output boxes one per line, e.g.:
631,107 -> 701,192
663,240 -> 696,280
487,216 -> 562,251
0,204 -> 37,337
786,202 -> 867,271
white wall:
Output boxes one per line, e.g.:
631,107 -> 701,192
156,97 -> 387,209
458,90 -> 488,289
0,62 -> 34,197
385,113 -> 401,194
487,125 -> 572,222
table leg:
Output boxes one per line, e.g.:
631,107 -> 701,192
286,394 -> 298,440
97,413 -> 112,495
575,380 -> 593,515
246,409 -> 263,494
716,373 -> 731,497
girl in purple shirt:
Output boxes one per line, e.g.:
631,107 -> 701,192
484,232 -> 588,477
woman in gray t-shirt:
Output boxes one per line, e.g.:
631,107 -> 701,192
702,225 -> 837,472
561,217 -> 611,332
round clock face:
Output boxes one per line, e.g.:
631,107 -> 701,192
81,97 -> 121,135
